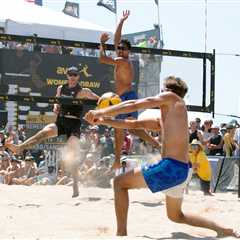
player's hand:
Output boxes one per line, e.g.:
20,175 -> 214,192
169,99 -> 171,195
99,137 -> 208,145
84,110 -> 100,125
121,10 -> 130,21
93,117 -> 105,125
100,33 -> 110,43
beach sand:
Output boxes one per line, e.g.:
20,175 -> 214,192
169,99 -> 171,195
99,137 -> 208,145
0,185 -> 239,240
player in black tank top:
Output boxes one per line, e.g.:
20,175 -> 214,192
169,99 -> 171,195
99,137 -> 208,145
55,82 -> 83,139
59,83 -> 83,118
6,66 -> 99,197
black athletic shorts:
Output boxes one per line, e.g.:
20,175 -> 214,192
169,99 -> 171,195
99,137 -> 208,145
55,116 -> 81,139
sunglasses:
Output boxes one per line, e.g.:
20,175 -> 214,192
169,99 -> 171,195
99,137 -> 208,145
68,73 -> 78,77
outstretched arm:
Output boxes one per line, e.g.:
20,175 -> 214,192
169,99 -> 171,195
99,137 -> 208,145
114,10 -> 130,50
94,117 -> 161,132
84,93 -> 171,124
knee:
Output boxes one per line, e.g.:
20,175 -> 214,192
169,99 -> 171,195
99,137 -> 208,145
113,176 -> 125,191
113,177 -> 121,190
167,211 -> 184,224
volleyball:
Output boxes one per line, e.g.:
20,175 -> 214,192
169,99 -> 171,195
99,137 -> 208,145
97,92 -> 122,109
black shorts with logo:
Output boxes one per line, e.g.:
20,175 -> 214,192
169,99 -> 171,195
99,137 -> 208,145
55,116 -> 81,139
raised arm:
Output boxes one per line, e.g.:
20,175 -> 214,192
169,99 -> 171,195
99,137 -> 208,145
95,117 -> 161,132
99,33 -> 125,65
114,10 -> 130,50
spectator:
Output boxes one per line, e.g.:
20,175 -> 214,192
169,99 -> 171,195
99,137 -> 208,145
189,139 -> 213,195
35,166 -> 57,185
202,120 -> 213,154
11,155 -> 37,185
122,131 -> 133,155
233,121 -> 240,156
88,126 -> 101,159
0,151 -> 11,183
5,156 -> 22,185
207,125 -> 224,156
18,127 -> 26,143
220,126 -> 227,137
0,129 -> 6,145
223,124 -> 237,157
99,128 -> 114,157
189,120 -> 203,144
148,36 -> 158,48
195,117 -> 201,130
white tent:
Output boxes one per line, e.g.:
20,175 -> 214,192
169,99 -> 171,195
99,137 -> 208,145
0,0 -> 113,43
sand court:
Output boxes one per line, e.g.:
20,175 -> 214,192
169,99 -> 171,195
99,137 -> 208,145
1,185 -> 240,239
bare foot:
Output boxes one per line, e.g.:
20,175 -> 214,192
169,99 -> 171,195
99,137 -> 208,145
4,140 -> 22,154
217,228 -> 240,238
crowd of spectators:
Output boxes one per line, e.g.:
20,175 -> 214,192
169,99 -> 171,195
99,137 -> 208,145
0,41 -> 100,58
188,117 -> 240,195
0,124 -> 156,188
188,118 -> 239,157
1,117 -> 239,194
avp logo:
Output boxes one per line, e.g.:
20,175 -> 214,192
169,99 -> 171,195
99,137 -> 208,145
56,64 -> 92,78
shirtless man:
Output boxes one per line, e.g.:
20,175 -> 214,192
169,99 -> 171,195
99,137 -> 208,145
85,76 -> 239,238
6,66 -> 99,197
99,10 -> 160,169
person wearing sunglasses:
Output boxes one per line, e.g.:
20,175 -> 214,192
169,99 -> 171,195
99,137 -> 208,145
99,10 -> 160,170
5,66 -> 99,197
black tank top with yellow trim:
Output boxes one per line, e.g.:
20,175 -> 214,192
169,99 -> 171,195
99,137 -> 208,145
59,83 -> 83,118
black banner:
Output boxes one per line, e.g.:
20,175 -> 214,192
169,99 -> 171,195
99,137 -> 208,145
62,1 -> 79,18
0,49 -> 139,130
0,49 -> 139,96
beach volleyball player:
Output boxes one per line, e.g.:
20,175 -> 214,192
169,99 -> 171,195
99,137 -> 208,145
85,76 -> 239,238
6,66 -> 99,197
99,10 -> 161,169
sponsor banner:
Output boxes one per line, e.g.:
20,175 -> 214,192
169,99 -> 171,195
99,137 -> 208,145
0,49 -> 139,147
123,28 -> 161,49
0,49 -> 139,97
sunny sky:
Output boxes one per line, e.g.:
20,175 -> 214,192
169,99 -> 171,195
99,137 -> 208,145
43,0 -> 240,124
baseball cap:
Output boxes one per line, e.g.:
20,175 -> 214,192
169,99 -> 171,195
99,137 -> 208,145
229,119 -> 239,128
226,123 -> 235,129
66,66 -> 79,75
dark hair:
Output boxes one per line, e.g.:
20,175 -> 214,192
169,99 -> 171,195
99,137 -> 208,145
163,76 -> 188,98
120,39 -> 131,50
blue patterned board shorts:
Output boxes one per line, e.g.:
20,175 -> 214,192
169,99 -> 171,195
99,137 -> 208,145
116,91 -> 138,119
142,158 -> 192,198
